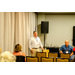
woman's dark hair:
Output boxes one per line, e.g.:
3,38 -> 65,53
14,44 -> 22,52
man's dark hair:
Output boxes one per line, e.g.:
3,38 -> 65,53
33,31 -> 36,34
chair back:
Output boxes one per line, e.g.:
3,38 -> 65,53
41,57 -> 54,62
56,57 -> 69,62
36,52 -> 46,62
16,56 -> 25,62
60,53 -> 70,59
26,56 -> 38,62
48,52 -> 58,62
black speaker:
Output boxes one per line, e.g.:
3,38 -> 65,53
41,21 -> 49,33
73,26 -> 75,46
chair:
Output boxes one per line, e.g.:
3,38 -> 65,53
26,56 -> 39,62
36,52 -> 46,62
43,49 -> 49,57
41,57 -> 54,62
60,53 -> 70,59
48,52 -> 58,62
16,56 -> 25,62
47,47 -> 60,57
56,57 -> 69,62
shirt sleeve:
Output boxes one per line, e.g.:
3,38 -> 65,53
60,46 -> 63,51
29,38 -> 32,50
71,46 -> 73,52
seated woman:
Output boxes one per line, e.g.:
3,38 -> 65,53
13,44 -> 26,62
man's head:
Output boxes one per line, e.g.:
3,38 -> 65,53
33,31 -> 37,38
65,40 -> 69,46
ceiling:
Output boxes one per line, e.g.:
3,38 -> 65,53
35,12 -> 75,15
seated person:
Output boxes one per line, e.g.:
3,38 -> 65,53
13,44 -> 26,62
73,47 -> 75,51
70,56 -> 75,62
73,47 -> 75,54
0,51 -> 16,62
60,40 -> 74,61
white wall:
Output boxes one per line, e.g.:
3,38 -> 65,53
37,14 -> 45,45
37,14 -> 75,47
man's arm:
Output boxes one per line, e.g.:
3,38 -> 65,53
70,47 -> 74,56
60,46 -> 63,53
60,51 -> 63,53
70,52 -> 74,56
41,47 -> 44,50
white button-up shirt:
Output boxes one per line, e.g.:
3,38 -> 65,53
29,36 -> 43,50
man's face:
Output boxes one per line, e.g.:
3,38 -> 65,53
34,32 -> 37,37
65,41 -> 69,46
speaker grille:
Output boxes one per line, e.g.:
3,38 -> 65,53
41,21 -> 49,34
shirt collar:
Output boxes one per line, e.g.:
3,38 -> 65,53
33,36 -> 37,38
65,45 -> 69,48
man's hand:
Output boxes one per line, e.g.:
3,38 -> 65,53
31,49 -> 33,54
70,52 -> 73,57
60,51 -> 63,54
70,54 -> 72,57
41,47 -> 44,51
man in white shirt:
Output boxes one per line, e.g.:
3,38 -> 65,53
29,31 -> 44,57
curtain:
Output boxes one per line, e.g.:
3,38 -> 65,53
0,12 -> 37,56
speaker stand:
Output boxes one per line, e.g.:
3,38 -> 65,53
44,33 -> 45,49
